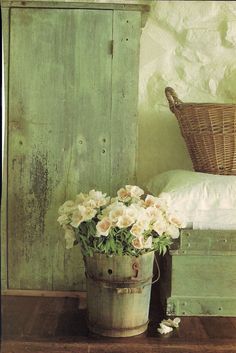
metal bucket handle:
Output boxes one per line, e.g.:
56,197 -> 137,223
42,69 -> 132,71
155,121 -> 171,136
165,87 -> 183,113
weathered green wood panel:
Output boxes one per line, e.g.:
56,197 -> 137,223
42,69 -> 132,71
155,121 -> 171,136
1,8 -> 10,290
161,230 -> 236,317
110,10 -> 141,193
171,255 -> 236,297
8,8 -> 113,290
167,296 -> 236,317
2,0 -> 150,11
170,229 -> 236,255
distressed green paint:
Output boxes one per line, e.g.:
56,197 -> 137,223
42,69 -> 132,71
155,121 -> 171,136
4,5 -> 144,290
111,10 -> 141,194
167,297 -> 236,317
8,8 -> 113,290
85,252 -> 154,337
1,7 -> 10,290
161,229 -> 236,317
1,0 -> 150,11
171,229 -> 236,255
171,255 -> 236,298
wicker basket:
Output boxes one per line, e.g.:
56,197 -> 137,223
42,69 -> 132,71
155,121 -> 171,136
165,87 -> 236,175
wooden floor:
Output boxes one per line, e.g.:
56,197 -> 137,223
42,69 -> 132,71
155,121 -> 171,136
1,293 -> 236,353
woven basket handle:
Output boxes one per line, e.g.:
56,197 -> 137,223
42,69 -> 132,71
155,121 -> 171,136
165,87 -> 183,112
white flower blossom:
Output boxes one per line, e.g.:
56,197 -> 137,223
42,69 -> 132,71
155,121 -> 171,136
109,205 -> 125,223
145,206 -> 163,223
152,218 -> 167,236
132,236 -> 145,249
116,214 -> 134,229
162,318 -> 181,328
81,206 -> 97,221
157,317 -> 181,334
70,210 -> 84,228
144,236 -> 153,249
166,224 -> 180,239
58,185 -> 183,254
125,185 -> 144,199
144,195 -> 157,207
96,217 -> 112,237
157,323 -> 173,335
130,222 -> 145,238
117,187 -> 131,202
167,214 -> 185,228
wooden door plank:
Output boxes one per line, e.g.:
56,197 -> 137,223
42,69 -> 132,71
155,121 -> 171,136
8,8 -> 113,290
110,10 -> 141,194
1,8 -> 10,290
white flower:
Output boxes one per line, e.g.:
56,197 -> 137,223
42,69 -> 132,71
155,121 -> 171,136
88,189 -> 109,207
125,204 -> 139,219
132,236 -> 145,249
157,323 -> 173,335
109,204 -> 125,222
80,206 -> 97,221
58,200 -> 77,215
144,195 -> 156,207
137,207 -> 152,225
83,198 -> 97,209
137,199 -> 146,208
167,214 -> 185,228
126,185 -> 144,199
145,206 -> 163,222
63,225 -> 76,249
166,224 -> 180,239
70,210 -> 84,228
162,318 -> 181,328
57,214 -> 69,226
144,236 -> 153,249
116,214 -> 134,229
117,187 -> 131,202
153,218 -> 167,236
96,217 -> 112,237
130,222 -> 145,237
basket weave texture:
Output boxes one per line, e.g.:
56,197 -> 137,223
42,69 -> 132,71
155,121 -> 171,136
165,87 -> 236,175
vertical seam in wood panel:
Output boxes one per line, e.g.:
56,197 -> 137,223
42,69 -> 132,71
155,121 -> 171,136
7,8 -> 12,289
134,12 -> 141,186
6,8 -> 11,289
110,10 -> 114,196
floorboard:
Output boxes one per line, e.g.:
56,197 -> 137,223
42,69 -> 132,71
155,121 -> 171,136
1,295 -> 236,353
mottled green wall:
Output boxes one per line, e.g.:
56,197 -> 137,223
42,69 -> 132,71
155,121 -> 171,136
137,1 -> 236,186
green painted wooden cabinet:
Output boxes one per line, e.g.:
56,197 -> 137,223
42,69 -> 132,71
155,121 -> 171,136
1,0 -> 150,291
160,229 -> 236,316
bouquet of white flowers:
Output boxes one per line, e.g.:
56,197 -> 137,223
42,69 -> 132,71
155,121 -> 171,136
57,185 -> 183,257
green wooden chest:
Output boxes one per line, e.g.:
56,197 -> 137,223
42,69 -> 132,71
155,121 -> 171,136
160,229 -> 236,317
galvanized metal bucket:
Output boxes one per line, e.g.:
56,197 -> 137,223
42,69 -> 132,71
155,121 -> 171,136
84,251 -> 155,337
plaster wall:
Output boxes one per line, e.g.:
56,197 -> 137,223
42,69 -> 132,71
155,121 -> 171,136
138,1 -> 236,186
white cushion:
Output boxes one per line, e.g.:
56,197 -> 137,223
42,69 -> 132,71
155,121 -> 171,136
146,170 -> 236,230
